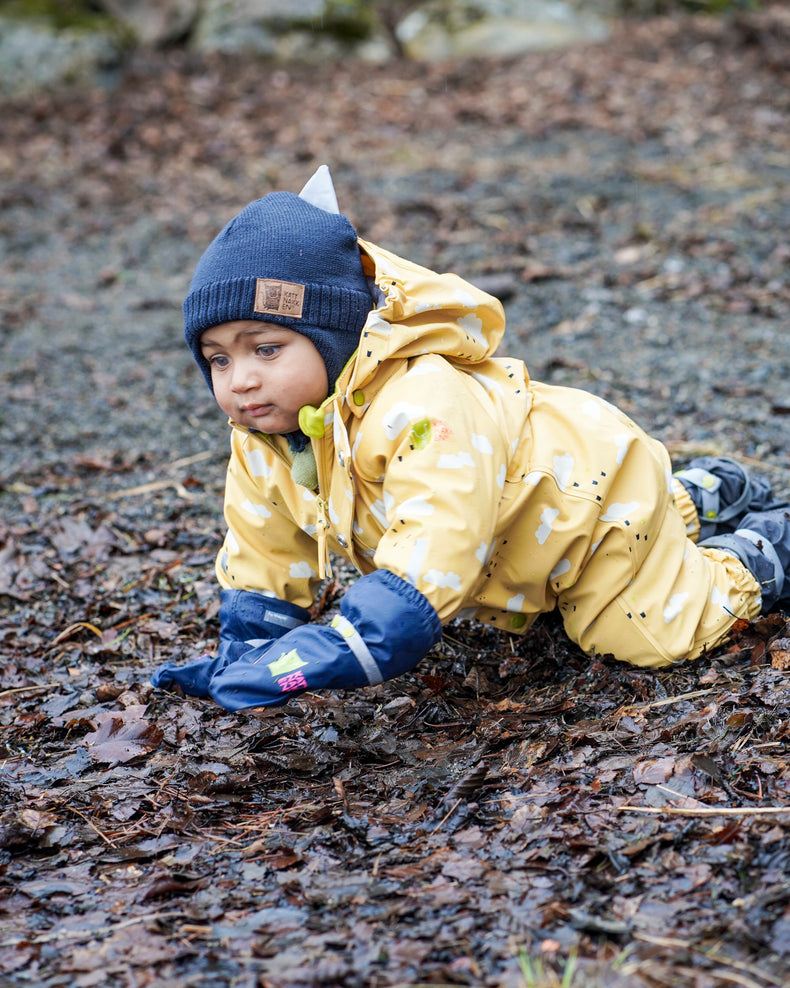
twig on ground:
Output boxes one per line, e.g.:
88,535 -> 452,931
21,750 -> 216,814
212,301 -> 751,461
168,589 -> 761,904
618,804 -> 790,818
618,688 -> 716,715
0,684 -> 60,699
65,804 -> 119,846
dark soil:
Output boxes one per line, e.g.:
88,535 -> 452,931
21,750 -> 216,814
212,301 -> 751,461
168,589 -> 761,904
1,7 -> 790,987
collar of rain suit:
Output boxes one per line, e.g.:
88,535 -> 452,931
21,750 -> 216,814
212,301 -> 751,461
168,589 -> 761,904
307,238 -> 508,432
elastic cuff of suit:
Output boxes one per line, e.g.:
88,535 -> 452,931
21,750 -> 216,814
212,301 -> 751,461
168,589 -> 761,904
376,569 -> 443,642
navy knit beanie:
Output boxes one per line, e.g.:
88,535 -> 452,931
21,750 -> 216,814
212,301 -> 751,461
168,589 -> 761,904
183,192 -> 372,393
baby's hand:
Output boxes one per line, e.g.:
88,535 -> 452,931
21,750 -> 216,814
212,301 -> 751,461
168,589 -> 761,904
151,642 -> 268,698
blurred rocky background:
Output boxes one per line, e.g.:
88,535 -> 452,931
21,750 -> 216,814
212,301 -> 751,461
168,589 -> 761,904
1,0 -> 781,97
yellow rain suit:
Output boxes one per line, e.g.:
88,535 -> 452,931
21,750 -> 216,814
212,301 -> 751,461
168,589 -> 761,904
216,240 -> 760,668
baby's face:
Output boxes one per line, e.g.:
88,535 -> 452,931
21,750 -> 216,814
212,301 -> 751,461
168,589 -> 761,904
200,320 -> 328,434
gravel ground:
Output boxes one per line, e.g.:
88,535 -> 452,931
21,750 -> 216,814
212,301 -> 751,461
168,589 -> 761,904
0,14 -> 788,531
1,11 -> 789,521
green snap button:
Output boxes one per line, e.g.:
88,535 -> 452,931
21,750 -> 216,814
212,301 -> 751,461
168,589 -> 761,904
298,405 -> 325,438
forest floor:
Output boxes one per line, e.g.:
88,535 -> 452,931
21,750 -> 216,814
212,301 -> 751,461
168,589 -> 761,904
1,5 -> 790,987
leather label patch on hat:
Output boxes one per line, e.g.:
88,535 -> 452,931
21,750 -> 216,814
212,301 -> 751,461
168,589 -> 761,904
254,278 -> 305,319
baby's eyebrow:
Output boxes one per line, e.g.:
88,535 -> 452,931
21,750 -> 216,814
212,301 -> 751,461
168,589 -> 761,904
200,337 -> 226,351
201,325 -> 283,350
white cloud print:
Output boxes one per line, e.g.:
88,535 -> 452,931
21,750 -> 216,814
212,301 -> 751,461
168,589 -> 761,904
536,507 -> 559,545
366,312 -> 394,336
664,592 -> 688,623
614,433 -> 630,467
241,498 -> 271,518
459,314 -> 485,346
455,288 -> 479,307
371,491 -> 396,528
438,452 -> 475,469
382,402 -> 427,440
245,449 -> 273,478
398,495 -> 434,516
599,501 -> 639,523
424,569 -> 462,591
405,363 -> 440,377
711,584 -> 733,615
550,558 -> 571,582
472,434 -> 494,455
290,561 -> 316,579
553,452 -> 574,491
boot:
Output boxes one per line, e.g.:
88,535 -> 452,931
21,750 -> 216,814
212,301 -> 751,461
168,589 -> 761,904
701,506 -> 790,612
674,456 -> 787,541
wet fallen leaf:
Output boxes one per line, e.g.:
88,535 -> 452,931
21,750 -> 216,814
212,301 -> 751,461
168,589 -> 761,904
84,712 -> 164,764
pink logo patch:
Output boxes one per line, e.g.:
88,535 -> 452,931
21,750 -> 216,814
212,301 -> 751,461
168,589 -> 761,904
277,671 -> 308,693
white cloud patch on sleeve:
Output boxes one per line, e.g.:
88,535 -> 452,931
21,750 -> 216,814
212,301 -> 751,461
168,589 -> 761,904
382,402 -> 427,440
290,561 -> 316,579
405,538 -> 429,585
398,495 -> 434,517
553,452 -> 574,491
245,448 -> 273,477
241,498 -> 271,519
536,507 -> 559,545
404,363 -> 440,377
424,569 -> 463,591
599,501 -> 640,523
550,558 -> 571,582
471,370 -> 504,396
371,490 -> 396,528
711,584 -> 733,614
663,592 -> 688,623
366,312 -> 394,335
614,433 -> 630,466
459,315 -> 485,347
471,434 -> 494,455
455,289 -> 479,307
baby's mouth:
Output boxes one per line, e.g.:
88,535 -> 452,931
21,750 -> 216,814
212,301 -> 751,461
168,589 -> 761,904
241,403 -> 275,417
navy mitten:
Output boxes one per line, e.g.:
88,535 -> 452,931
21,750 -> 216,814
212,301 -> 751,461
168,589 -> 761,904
207,570 -> 442,711
151,589 -> 310,698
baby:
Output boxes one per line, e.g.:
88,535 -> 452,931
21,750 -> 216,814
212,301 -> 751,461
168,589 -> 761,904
152,167 -> 789,710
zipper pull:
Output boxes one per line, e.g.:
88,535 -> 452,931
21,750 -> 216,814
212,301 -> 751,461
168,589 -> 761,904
315,496 -> 332,580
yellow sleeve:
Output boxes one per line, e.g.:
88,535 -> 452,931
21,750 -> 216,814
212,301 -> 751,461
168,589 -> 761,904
216,429 -> 323,610
355,359 -> 511,622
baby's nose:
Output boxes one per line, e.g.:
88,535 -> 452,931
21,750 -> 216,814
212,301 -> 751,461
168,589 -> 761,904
232,362 -> 259,391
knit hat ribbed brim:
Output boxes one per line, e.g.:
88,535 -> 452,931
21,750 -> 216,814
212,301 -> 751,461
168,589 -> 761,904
183,191 -> 372,391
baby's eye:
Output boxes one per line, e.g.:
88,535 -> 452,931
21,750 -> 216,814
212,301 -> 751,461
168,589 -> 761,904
208,354 -> 230,369
256,344 -> 281,359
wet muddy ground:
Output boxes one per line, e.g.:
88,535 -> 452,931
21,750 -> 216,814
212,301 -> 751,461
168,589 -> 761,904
1,7 -> 790,986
